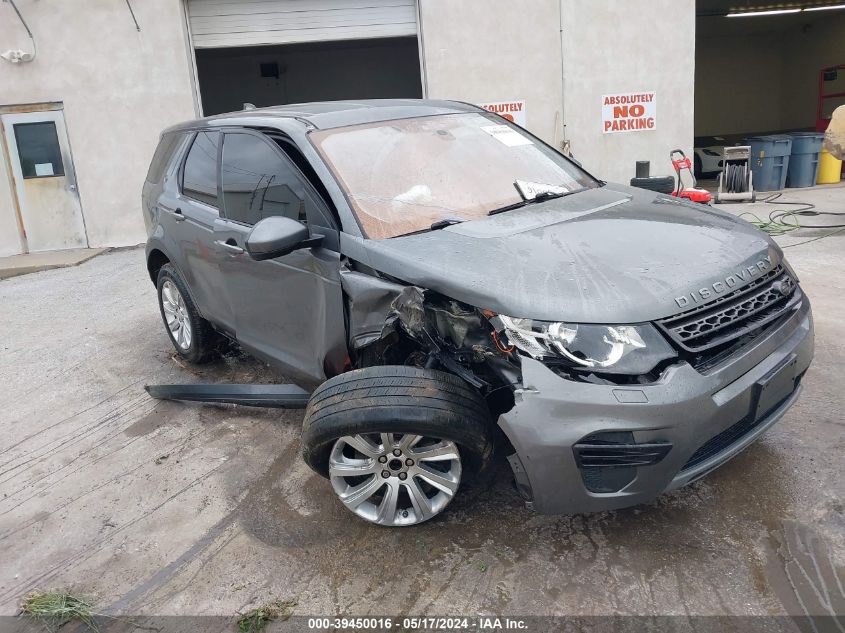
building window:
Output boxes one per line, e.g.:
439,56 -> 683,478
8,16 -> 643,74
14,122 -> 65,179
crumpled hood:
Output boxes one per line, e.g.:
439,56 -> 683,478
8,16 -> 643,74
357,184 -> 781,323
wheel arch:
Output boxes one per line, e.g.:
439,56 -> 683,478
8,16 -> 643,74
302,365 -> 495,478
147,248 -> 170,285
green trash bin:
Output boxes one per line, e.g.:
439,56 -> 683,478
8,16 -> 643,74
786,132 -> 824,188
746,135 -> 792,191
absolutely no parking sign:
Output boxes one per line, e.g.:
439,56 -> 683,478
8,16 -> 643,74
602,92 -> 656,133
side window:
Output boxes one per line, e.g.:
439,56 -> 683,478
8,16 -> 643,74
182,131 -> 219,207
221,133 -> 308,226
271,137 -> 337,227
145,132 -> 182,184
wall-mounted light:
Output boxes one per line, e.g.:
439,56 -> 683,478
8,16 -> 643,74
727,8 -> 801,17
726,4 -> 845,17
803,3 -> 845,9
1,0 -> 36,64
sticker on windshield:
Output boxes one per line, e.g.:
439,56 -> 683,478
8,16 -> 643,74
481,125 -> 533,147
515,180 -> 569,200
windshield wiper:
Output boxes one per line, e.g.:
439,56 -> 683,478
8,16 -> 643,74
429,218 -> 465,231
401,218 -> 466,237
487,188 -> 583,216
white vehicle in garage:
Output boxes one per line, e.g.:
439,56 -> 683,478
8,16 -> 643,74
694,137 -> 726,177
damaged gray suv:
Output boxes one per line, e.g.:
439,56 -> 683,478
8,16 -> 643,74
142,100 -> 813,526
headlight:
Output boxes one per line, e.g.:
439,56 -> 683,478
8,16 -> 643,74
497,316 -> 676,375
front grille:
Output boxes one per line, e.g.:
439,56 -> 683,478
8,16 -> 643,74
681,372 -> 803,472
658,266 -> 799,355
681,410 -> 768,472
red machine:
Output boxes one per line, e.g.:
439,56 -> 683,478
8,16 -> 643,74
670,149 -> 712,204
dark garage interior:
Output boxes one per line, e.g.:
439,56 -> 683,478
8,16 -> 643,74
694,0 -> 845,176
195,36 -> 423,116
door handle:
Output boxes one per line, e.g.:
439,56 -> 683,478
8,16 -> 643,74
172,207 -> 185,222
215,239 -> 244,254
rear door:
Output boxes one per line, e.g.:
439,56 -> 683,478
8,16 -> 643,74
214,129 -> 345,384
160,130 -> 234,331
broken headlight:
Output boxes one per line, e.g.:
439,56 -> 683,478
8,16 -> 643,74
497,316 -> 676,375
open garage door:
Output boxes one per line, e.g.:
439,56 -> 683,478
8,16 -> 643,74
694,1 -> 845,184
188,0 -> 422,115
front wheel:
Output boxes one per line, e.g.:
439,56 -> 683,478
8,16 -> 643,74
329,433 -> 463,526
301,366 -> 493,526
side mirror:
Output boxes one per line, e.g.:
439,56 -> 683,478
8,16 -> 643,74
245,216 -> 322,261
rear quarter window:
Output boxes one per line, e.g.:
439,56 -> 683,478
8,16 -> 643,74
145,132 -> 182,184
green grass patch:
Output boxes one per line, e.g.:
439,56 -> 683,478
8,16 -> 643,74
20,591 -> 97,632
237,600 -> 296,633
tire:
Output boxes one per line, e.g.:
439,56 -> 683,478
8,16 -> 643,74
301,366 -> 494,525
629,176 -> 676,194
694,154 -> 703,179
156,263 -> 222,364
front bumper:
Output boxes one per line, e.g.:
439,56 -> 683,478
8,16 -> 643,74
497,296 -> 814,515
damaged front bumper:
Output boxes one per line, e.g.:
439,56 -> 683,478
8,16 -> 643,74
498,298 -> 814,515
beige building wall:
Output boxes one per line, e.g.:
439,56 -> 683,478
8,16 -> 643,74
419,0 -> 565,146
560,0 -> 696,183
0,142 -> 23,257
419,0 -> 696,185
1,0 -> 701,255
0,0 -> 197,252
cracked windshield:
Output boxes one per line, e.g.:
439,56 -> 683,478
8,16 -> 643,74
311,112 -> 597,239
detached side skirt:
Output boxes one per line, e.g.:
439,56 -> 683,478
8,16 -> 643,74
145,383 -> 310,408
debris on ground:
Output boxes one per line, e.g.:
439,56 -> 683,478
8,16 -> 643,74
236,600 -> 297,632
20,591 -> 97,632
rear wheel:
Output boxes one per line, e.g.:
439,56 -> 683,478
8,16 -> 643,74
302,366 -> 493,526
156,264 -> 222,364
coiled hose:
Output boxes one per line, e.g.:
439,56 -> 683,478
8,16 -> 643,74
723,163 -> 749,193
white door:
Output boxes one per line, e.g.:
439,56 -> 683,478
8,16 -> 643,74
1,110 -> 87,252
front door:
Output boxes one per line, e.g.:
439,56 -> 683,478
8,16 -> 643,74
1,109 -> 87,252
214,130 -> 345,385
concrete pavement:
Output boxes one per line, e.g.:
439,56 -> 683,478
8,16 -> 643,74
0,248 -> 108,280
0,211 -> 843,621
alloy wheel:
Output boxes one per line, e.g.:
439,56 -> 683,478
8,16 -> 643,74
329,433 -> 462,526
161,280 -> 192,351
